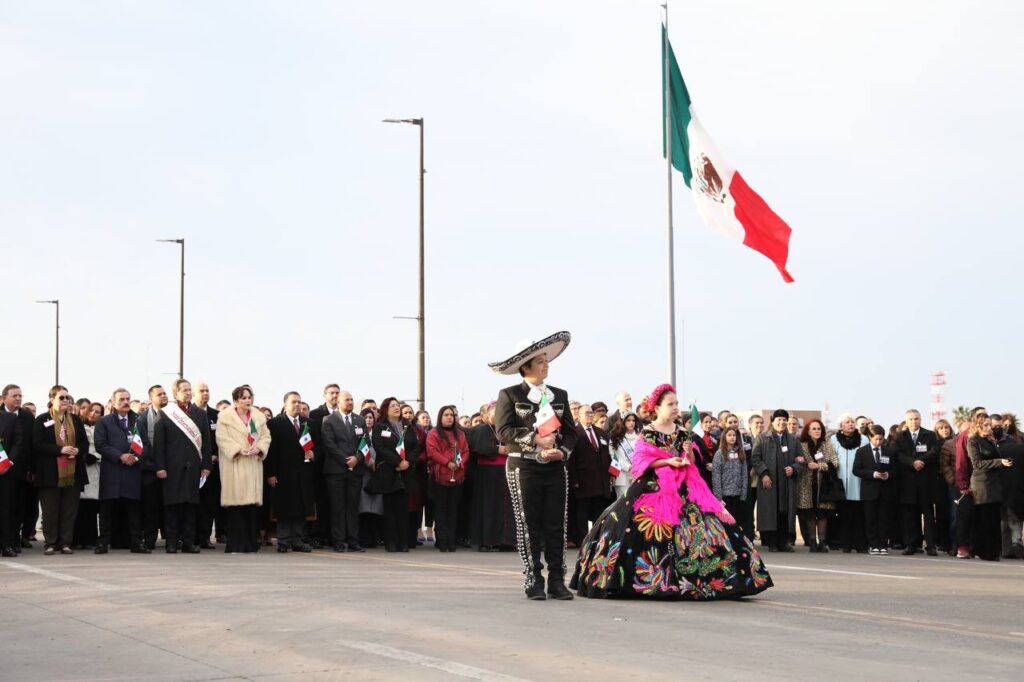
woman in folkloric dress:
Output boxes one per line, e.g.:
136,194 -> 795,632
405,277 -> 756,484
571,384 -> 772,600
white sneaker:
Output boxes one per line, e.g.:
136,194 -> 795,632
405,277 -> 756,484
869,548 -> 880,555
879,548 -> 889,555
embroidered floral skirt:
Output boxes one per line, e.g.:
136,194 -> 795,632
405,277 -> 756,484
570,472 -> 773,600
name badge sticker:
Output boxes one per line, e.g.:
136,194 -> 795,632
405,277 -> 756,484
781,446 -> 789,453
210,423 -> 217,431
728,452 -> 739,461
600,438 -> 608,446
44,419 -> 54,428
355,427 -> 364,435
879,456 -> 890,465
381,430 -> 392,438
916,444 -> 927,453
743,442 -> 752,451
814,452 -> 824,461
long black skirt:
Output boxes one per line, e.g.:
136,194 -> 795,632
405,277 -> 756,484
471,465 -> 515,548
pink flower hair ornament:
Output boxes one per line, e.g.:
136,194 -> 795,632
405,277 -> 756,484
644,383 -> 676,416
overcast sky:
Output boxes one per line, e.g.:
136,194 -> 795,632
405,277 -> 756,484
3,1 -> 1021,427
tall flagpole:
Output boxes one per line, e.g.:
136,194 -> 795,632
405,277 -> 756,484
663,3 -> 677,387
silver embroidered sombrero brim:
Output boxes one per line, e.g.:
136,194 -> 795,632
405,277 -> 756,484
487,331 -> 571,376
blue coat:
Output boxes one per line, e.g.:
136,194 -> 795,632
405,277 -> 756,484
831,432 -> 868,502
94,412 -> 142,501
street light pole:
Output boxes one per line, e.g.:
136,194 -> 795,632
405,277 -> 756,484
157,238 -> 185,378
383,117 -> 426,412
36,299 -> 59,384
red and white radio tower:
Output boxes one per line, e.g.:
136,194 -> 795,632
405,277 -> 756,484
930,371 -> 947,424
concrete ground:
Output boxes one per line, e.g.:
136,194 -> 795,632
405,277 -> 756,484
2,543 -> 1022,682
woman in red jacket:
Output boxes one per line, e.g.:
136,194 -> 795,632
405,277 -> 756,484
426,405 -> 469,552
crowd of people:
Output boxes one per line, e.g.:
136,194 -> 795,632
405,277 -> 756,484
0,382 -> 1020,564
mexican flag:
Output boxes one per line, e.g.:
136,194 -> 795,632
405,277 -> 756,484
247,416 -> 258,446
396,429 -> 406,461
0,440 -> 12,474
454,444 -> 463,468
663,26 -> 795,283
129,424 -> 144,456
358,435 -> 372,464
689,404 -> 704,438
608,462 -> 621,478
535,394 -> 561,438
298,423 -> 313,452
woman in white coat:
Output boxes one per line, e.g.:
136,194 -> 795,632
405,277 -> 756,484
215,386 -> 271,553
830,414 -> 868,553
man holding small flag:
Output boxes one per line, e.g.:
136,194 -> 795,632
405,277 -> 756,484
322,390 -> 368,553
491,332 -> 579,601
93,388 -> 148,554
266,392 -> 316,553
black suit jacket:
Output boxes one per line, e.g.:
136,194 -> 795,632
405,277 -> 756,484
0,406 -> 33,477
369,420 -> 422,495
307,403 -> 333,477
894,428 -> 939,504
570,424 -> 612,499
31,412 -> 90,490
94,411 -> 142,501
853,444 -> 898,502
137,407 -> 162,473
0,411 -> 19,476
322,411 -> 368,476
265,414 -> 315,518
494,382 -> 578,460
153,404 -> 212,506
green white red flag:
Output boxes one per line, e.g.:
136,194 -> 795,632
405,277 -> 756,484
663,26 -> 795,283
129,424 -> 144,456
535,394 -> 561,438
0,440 -> 12,474
298,423 -> 313,452
247,417 -> 258,446
358,435 -> 372,464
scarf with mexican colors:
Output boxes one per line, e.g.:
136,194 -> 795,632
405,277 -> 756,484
51,409 -> 77,488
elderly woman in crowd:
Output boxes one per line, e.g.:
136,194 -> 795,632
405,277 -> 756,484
797,419 -> 840,552
831,414 -> 868,553
32,385 -> 89,555
215,386 -> 271,554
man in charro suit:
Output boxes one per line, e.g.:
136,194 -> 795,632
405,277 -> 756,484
491,331 -> 578,601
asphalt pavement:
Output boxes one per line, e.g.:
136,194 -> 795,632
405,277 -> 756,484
2,542 -> 1022,681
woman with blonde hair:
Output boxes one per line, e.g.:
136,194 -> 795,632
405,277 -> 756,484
215,386 -> 271,554
31,385 -> 89,555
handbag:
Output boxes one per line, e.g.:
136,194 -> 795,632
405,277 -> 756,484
820,467 -> 847,502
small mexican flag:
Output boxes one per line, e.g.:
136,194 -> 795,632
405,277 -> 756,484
689,404 -> 704,438
358,435 -> 372,464
454,444 -> 463,468
298,423 -> 313,452
396,429 -> 406,461
0,440 -> 12,474
535,394 -> 561,438
247,417 -> 258,446
608,462 -> 621,478
663,25 -> 794,283
129,424 -> 144,456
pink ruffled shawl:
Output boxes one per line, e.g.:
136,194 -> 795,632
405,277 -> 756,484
631,437 -> 734,525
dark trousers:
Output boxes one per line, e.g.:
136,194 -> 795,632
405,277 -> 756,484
574,495 -> 605,542
312,470 -> 331,544
973,502 -> 1002,561
934,489 -> 951,549
38,486 -> 80,549
723,496 -> 750,539
225,504 -> 259,553
359,512 -> 382,548
0,475 -> 17,547
277,516 -> 307,549
839,500 -> 867,551
430,481 -> 463,551
72,498 -> 99,547
506,459 -> 568,588
163,502 -> 197,551
761,514 -> 792,550
140,472 -> 163,549
955,493 -> 975,548
745,484 -> 758,541
864,498 -> 892,549
326,474 -> 361,549
18,479 -> 39,539
902,502 -> 936,549
196,470 -> 221,545
382,490 -> 409,551
99,498 -> 142,548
